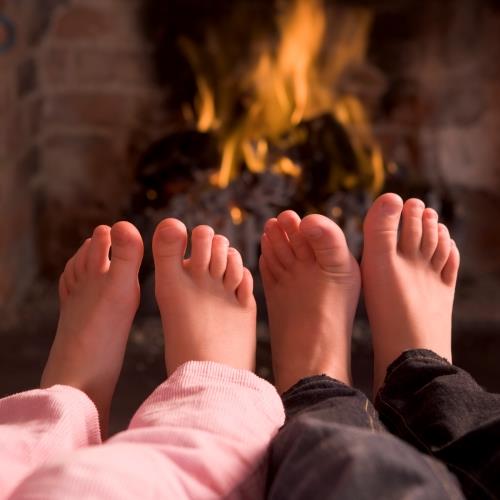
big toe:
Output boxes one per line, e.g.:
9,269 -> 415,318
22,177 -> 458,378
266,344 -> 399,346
108,222 -> 144,280
363,193 -> 403,255
299,214 -> 351,271
152,219 -> 188,273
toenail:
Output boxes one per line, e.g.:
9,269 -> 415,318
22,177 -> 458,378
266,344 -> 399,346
382,201 -> 401,215
215,235 -> 229,245
111,229 -> 129,244
158,226 -> 181,241
304,226 -> 323,238
93,225 -> 110,237
408,199 -> 425,209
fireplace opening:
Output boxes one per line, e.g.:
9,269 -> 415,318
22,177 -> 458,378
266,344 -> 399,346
1,0 -> 500,433
132,0 -> 454,299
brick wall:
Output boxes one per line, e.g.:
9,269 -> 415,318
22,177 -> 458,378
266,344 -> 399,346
371,0 -> 500,195
0,0 -> 41,314
0,0 -> 165,316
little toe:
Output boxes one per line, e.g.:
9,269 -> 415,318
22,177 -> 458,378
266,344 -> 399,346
189,225 -> 215,274
153,218 -> 188,273
209,235 -> 230,279
363,193 -> 403,254
58,273 -> 69,301
87,225 -> 112,274
277,210 -> 314,262
299,214 -> 351,271
264,218 -> 296,268
224,247 -> 244,291
261,234 -> 286,279
236,268 -> 255,307
74,238 -> 91,280
431,223 -> 452,272
442,240 -> 460,286
108,222 -> 144,281
62,256 -> 78,292
399,198 -> 425,256
420,208 -> 439,259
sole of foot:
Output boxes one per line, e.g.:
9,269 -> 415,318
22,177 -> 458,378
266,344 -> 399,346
152,219 -> 256,375
260,210 -> 361,394
361,193 -> 460,395
41,222 -> 144,436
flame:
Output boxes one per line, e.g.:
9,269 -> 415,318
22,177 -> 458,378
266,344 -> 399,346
272,157 -> 302,178
183,0 -> 385,193
230,206 -> 243,225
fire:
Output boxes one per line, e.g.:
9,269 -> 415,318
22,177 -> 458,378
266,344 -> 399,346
181,0 -> 385,193
230,205 -> 244,225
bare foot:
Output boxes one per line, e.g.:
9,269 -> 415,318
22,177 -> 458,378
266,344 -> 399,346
41,222 -> 144,436
260,211 -> 361,394
152,219 -> 256,374
361,194 -> 460,394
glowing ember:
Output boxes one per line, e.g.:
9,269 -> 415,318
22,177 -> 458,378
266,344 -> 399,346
230,206 -> 244,225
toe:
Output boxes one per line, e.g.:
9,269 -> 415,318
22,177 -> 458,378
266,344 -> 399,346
299,214 -> 351,271
431,223 -> 452,272
108,222 -> 144,280
363,193 -> 403,254
420,208 -> 439,259
152,218 -> 188,272
442,240 -> 460,286
237,268 -> 255,307
209,234 -> 229,279
87,225 -> 112,274
259,254 -> 276,288
264,218 -> 296,268
224,247 -> 244,291
62,256 -> 77,292
277,210 -> 314,262
189,225 -> 215,274
260,233 -> 286,279
399,198 -> 425,256
58,273 -> 69,301
74,238 -> 91,280
276,210 -> 300,236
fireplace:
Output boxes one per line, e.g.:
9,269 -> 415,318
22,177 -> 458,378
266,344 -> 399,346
1,0 -> 500,433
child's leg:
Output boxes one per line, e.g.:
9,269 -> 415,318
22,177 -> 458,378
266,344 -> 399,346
269,376 -> 463,500
261,211 -> 464,500
10,221 -> 284,500
0,222 -> 143,497
41,221 -> 144,436
260,211 -> 361,393
0,386 -> 100,499
361,194 -> 458,394
363,194 -> 500,498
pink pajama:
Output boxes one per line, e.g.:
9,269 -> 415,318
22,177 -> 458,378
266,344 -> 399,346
0,361 -> 285,499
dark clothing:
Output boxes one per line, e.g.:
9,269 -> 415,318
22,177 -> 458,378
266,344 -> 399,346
376,349 -> 500,499
267,349 -> 500,500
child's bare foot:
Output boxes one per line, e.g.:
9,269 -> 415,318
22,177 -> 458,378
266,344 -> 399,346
361,194 -> 460,394
152,220 -> 256,374
41,222 -> 144,436
260,211 -> 361,394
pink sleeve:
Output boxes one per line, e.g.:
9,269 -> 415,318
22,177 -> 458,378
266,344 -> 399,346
10,362 -> 285,499
0,385 -> 101,498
